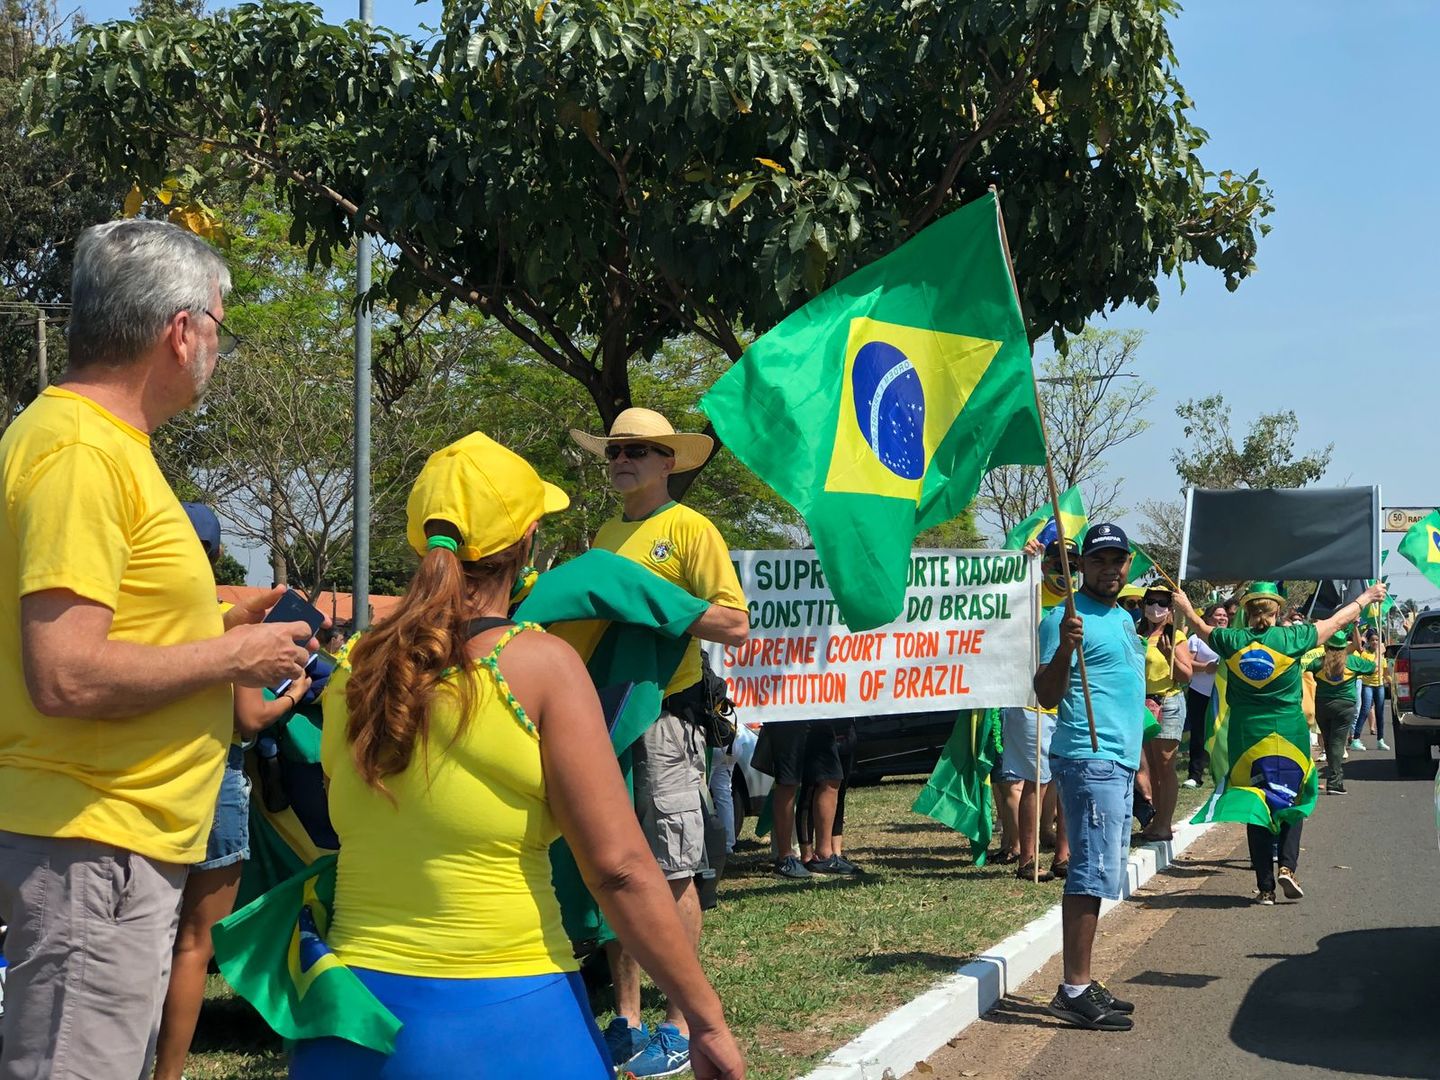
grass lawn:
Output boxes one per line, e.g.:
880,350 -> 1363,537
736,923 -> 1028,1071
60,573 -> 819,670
186,767 -> 1215,1080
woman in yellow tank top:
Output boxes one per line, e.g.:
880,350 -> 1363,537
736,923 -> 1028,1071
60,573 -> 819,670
291,432 -> 743,1080
1137,586 -> 1193,842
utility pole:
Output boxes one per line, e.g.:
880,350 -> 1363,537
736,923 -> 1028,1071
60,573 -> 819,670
351,0 -> 374,630
36,309 -> 47,389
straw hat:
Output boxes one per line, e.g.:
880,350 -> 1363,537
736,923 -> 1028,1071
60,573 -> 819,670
569,407 -> 714,473
406,432 -> 569,562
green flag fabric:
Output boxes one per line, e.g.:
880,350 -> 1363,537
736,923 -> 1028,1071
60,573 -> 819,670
213,855 -> 402,1054
1191,624 -> 1319,833
515,549 -> 708,945
1397,509 -> 1440,591
911,709 -> 1000,864
701,192 -> 1046,631
1003,485 -> 1087,552
1127,544 -> 1158,585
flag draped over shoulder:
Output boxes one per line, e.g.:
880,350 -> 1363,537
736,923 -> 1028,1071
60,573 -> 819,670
912,709 -> 1000,864
1398,510 -> 1440,591
1190,663 -> 1318,832
515,550 -> 709,945
213,855 -> 401,1054
701,192 -> 1046,631
213,549 -> 709,1045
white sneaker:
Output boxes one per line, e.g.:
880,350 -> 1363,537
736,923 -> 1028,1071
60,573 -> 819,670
1377,739 -> 1390,751
1183,778 -> 1200,789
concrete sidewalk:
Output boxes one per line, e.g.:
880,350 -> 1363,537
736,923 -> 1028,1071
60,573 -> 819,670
802,818 -> 1217,1080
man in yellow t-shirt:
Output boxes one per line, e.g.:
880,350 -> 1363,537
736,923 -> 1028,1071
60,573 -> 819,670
0,221 -> 319,1080
570,407 -> 748,1078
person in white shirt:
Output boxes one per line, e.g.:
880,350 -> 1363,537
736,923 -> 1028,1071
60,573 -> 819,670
1183,603 -> 1227,787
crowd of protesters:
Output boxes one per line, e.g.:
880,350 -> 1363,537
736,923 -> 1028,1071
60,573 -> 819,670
0,218 -> 1399,1075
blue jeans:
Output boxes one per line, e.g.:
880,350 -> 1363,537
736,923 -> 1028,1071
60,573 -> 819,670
1354,685 -> 1386,740
1051,756 -> 1136,900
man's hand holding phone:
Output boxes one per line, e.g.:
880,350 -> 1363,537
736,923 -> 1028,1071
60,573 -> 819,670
222,588 -> 330,689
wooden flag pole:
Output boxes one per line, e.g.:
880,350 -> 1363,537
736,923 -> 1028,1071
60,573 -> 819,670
991,188 -> 1099,757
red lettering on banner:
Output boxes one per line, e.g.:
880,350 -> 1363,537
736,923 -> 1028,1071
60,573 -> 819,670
892,663 -> 970,699
944,628 -> 987,655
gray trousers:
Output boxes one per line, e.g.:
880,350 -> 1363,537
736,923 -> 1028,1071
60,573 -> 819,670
0,830 -> 186,1080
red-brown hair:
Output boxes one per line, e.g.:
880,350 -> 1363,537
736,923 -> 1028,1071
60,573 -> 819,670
344,528 -> 525,797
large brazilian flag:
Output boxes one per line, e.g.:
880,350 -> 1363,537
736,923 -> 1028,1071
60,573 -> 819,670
701,192 -> 1046,631
1191,625 -> 1319,832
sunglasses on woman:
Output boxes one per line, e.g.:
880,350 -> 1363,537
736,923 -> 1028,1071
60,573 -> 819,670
604,443 -> 673,461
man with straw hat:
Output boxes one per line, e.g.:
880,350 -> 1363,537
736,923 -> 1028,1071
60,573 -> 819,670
570,408 -> 749,1079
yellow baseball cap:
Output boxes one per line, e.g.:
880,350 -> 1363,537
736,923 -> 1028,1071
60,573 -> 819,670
1118,583 -> 1146,601
406,432 -> 570,561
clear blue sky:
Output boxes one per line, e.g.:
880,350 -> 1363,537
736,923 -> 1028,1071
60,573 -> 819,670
78,0 -> 1440,604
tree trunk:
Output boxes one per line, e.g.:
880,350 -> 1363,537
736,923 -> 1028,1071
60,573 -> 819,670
268,482 -> 288,587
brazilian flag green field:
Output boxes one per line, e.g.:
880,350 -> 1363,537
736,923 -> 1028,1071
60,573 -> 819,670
702,192 -> 1046,631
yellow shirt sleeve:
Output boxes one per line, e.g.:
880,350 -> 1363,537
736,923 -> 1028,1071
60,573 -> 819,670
11,443 -> 135,608
678,512 -> 746,611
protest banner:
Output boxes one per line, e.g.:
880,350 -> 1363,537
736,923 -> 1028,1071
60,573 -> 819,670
709,549 -> 1037,724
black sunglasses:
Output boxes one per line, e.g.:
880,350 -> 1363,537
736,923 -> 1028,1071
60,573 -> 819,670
605,443 -> 673,461
202,309 -> 240,356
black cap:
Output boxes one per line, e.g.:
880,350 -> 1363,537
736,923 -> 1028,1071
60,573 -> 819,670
1081,522 -> 1129,556
1043,537 -> 1079,559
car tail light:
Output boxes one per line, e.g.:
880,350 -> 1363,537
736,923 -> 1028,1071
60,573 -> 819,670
1396,656 -> 1411,708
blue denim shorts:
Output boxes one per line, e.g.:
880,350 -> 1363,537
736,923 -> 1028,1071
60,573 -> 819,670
1000,708 -> 1054,784
1051,755 -> 1135,900
197,743 -> 250,871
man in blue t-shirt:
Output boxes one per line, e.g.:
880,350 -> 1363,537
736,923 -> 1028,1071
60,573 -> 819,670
1034,522 -> 1146,1032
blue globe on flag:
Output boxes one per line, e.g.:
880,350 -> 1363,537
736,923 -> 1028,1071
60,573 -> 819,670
1238,648 -> 1277,684
850,340 -> 926,480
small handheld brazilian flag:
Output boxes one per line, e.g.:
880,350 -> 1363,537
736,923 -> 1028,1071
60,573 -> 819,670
1397,509 -> 1440,592
701,192 -> 1046,630
1003,485 -> 1087,552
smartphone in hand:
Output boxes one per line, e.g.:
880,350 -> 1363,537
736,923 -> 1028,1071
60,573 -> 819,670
262,588 -> 326,639
262,588 -> 326,694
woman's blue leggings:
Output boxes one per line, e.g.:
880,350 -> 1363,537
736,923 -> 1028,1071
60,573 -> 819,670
289,969 -> 611,1079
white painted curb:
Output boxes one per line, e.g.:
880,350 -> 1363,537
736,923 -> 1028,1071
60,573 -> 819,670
801,819 -> 1218,1080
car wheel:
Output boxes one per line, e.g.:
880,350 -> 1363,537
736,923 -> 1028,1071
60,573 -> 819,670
1394,727 -> 1436,778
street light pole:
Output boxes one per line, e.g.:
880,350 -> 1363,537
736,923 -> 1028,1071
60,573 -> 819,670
352,0 -> 374,631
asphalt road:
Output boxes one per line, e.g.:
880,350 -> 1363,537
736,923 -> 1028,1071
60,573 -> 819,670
916,748 -> 1440,1080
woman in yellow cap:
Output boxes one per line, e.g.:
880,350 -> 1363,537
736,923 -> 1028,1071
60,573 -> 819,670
291,433 -> 744,1079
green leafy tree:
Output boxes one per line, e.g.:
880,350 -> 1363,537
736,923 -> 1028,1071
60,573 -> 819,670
212,549 -> 248,585
1171,392 -> 1333,491
977,327 -> 1154,537
32,0 -> 1272,436
0,0 -> 121,426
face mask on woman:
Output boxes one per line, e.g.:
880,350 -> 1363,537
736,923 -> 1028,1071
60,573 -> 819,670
1144,602 -> 1170,624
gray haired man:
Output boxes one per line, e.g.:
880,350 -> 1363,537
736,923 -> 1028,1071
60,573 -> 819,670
0,220 -> 319,1078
